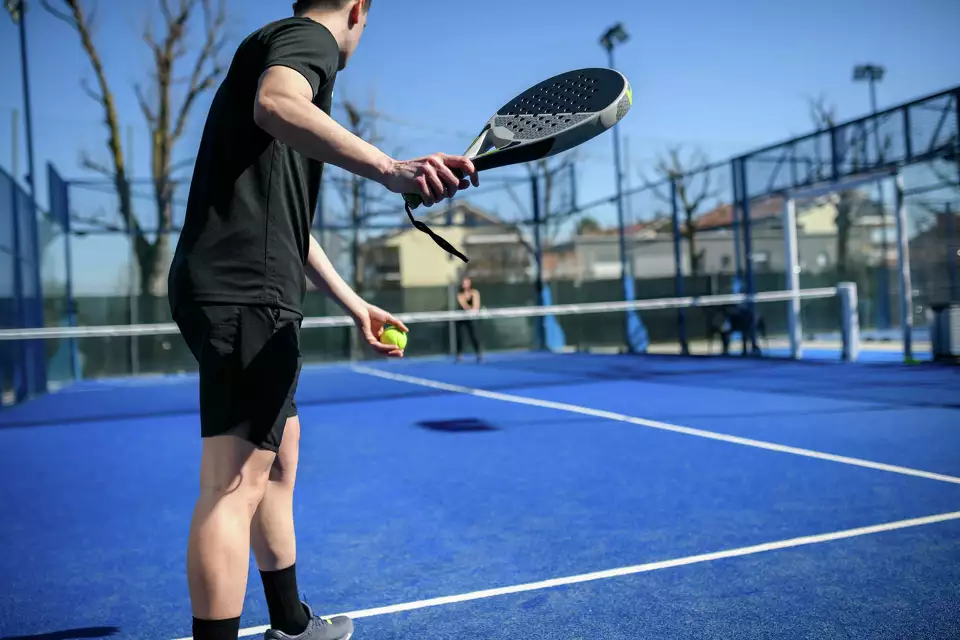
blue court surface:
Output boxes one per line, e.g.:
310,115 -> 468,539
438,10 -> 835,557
1,351 -> 959,639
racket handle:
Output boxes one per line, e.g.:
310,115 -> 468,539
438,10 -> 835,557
402,167 -> 466,210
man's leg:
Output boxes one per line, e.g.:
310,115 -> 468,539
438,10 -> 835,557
251,415 -> 309,636
188,435 -> 276,637
176,304 -> 304,640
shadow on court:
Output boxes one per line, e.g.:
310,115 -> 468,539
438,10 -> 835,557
1,627 -> 121,640
416,418 -> 500,432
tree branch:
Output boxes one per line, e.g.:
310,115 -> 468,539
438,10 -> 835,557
43,0 -> 142,245
38,0 -> 76,26
79,77 -> 103,103
169,157 -> 196,174
808,94 -> 836,129
79,152 -> 114,177
71,209 -> 125,233
504,182 -> 530,219
169,0 -> 225,142
134,84 -> 158,126
637,173 -> 671,206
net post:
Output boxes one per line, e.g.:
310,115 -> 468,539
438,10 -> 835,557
782,196 -> 802,359
669,177 -> 688,354
893,170 -> 914,361
838,282 -> 860,362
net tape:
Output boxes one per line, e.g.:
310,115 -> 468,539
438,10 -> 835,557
0,288 -> 840,341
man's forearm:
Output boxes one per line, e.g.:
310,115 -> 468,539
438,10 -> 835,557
304,234 -> 364,315
255,91 -> 393,185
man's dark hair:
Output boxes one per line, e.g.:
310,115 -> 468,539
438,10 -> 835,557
293,0 -> 372,15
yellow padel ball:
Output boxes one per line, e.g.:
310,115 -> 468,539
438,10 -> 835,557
381,325 -> 407,349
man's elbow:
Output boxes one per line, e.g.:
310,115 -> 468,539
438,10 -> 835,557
253,91 -> 285,132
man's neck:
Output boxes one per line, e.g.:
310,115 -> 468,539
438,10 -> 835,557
298,10 -> 346,47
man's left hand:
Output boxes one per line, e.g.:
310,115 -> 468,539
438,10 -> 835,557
353,303 -> 408,357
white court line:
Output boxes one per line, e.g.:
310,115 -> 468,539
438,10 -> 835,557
352,365 -> 960,486
169,509 -> 960,639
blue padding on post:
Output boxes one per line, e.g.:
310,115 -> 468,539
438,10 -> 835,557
539,285 -> 566,351
623,277 -> 648,353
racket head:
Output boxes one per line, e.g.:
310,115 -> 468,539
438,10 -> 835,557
478,67 -> 632,164
403,67 -> 631,209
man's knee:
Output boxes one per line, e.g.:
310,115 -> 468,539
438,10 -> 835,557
199,435 -> 276,513
269,415 -> 300,486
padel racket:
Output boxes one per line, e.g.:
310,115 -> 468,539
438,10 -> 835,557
403,67 -> 633,262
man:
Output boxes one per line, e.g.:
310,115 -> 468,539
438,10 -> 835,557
167,1 -> 479,639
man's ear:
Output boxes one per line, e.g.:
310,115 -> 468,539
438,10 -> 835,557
349,0 -> 364,25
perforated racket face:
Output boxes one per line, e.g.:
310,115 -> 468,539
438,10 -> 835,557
491,68 -> 628,142
402,67 -> 631,219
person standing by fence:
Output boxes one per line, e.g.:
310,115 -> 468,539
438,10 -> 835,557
455,276 -> 483,362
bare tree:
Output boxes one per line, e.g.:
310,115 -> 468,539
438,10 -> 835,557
324,98 -> 389,292
42,0 -> 228,300
501,153 -> 579,281
529,155 -> 578,240
808,96 -> 863,278
640,146 -> 719,276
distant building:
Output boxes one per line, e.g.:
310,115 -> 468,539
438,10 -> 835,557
357,201 -> 533,289
336,189 -> 897,292
542,190 -> 893,281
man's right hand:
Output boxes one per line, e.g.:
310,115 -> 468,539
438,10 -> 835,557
384,154 -> 480,207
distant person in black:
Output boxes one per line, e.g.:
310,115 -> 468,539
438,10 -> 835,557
167,2 -> 479,639
455,276 -> 483,362
708,304 -> 766,356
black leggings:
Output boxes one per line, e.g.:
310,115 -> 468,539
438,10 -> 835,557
455,319 -> 482,356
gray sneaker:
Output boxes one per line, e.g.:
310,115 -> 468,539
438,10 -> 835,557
263,602 -> 353,640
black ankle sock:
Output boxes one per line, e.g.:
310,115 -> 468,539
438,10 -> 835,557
260,563 -> 309,635
192,616 -> 241,640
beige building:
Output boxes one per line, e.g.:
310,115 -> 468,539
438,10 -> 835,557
360,201 -> 532,289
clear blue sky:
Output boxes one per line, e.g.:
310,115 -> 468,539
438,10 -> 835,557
1,0 -> 958,294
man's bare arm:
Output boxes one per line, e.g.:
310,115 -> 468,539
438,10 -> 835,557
253,66 -> 478,205
305,234 -> 409,355
254,66 -> 392,183
304,233 -> 364,316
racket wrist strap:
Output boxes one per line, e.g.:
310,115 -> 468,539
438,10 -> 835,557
405,202 -> 469,263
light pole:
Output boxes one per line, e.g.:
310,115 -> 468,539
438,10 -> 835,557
601,22 -> 645,352
853,63 -> 890,330
600,23 -> 630,285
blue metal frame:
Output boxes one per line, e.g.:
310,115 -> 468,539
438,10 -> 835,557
50,165 -> 80,381
531,173 -> 566,351
10,175 -> 27,403
947,204 -> 958,302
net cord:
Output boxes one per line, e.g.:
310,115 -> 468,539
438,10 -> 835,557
0,287 -> 843,341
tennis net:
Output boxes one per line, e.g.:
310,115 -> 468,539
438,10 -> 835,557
1,284 -> 859,407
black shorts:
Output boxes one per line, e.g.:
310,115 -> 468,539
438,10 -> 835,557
172,303 -> 303,452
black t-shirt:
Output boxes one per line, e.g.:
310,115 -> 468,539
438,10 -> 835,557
168,17 -> 339,315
